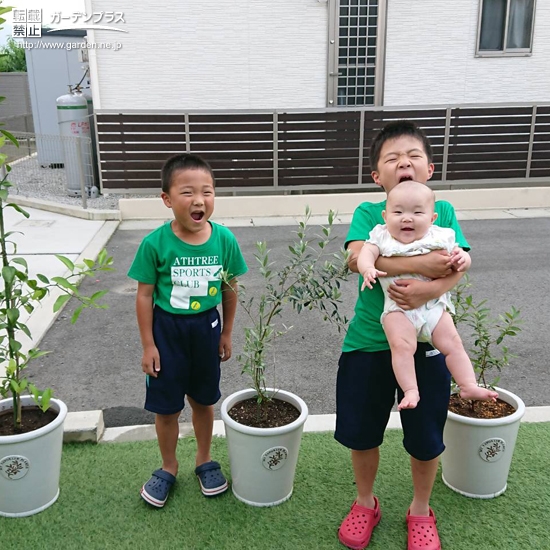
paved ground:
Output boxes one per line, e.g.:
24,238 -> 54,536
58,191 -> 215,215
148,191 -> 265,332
21,211 -> 550,428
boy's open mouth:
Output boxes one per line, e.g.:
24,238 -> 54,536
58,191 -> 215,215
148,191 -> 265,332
191,212 -> 204,221
399,175 -> 413,183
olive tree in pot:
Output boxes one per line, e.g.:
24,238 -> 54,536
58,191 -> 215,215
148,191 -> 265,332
220,208 -> 349,506
0,104 -> 113,516
441,276 -> 524,499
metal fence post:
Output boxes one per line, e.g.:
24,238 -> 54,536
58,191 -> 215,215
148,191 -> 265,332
441,107 -> 452,182
358,110 -> 365,185
526,105 -> 537,178
75,137 -> 88,209
185,113 -> 190,153
273,112 -> 279,189
24,115 -> 32,157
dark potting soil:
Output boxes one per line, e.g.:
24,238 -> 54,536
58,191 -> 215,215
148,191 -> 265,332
0,406 -> 59,436
228,397 -> 300,428
448,394 -> 516,419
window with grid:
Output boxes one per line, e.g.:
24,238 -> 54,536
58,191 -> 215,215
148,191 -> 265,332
477,0 -> 536,56
337,0 -> 378,106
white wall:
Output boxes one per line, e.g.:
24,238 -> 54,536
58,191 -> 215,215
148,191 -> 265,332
88,0 -> 329,110
383,0 -> 550,105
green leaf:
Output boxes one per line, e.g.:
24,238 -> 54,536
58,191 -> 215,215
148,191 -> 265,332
0,128 -> 18,147
9,337 -> 21,352
2,265 -> 15,284
37,273 -> 49,284
19,323 -> 31,338
71,305 -> 84,324
11,257 -> 28,269
90,290 -> 108,302
6,203 -> 30,217
53,294 -> 71,312
98,248 -> 109,265
28,348 -> 50,360
51,277 -> 78,293
6,307 -> 19,324
55,255 -> 75,272
39,389 -> 53,412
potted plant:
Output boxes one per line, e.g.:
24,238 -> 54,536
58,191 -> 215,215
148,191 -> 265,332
220,207 -> 349,507
441,276 -> 524,499
0,92 -> 113,516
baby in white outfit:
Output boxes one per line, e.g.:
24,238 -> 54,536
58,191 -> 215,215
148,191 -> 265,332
357,180 -> 498,410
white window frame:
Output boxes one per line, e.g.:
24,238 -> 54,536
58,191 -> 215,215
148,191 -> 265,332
476,0 -> 536,57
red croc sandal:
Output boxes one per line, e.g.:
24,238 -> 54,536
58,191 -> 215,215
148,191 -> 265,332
338,497 -> 381,549
406,507 -> 441,550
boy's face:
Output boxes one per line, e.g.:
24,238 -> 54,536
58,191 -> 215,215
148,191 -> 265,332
382,183 -> 437,245
161,168 -> 215,236
371,135 -> 434,193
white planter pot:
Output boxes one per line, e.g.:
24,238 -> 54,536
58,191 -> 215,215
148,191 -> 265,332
220,388 -> 308,507
441,387 -> 525,499
0,396 -> 68,517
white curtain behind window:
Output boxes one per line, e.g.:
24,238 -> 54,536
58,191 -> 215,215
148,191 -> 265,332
507,0 -> 534,48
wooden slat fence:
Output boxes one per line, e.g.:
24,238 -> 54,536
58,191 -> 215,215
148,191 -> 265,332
95,105 -> 550,193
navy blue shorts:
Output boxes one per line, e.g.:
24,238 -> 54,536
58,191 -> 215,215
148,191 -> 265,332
335,344 -> 451,461
145,306 -> 222,415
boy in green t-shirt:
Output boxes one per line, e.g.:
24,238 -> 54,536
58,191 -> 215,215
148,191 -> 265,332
128,154 -> 247,508
336,121 -> 466,550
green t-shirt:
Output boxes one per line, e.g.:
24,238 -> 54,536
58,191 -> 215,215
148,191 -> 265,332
128,221 -> 248,315
342,200 -> 470,353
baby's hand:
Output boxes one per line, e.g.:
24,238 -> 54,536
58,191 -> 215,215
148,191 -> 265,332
361,267 -> 387,290
450,247 -> 471,272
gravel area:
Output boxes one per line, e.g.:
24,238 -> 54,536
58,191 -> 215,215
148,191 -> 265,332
7,153 -> 158,210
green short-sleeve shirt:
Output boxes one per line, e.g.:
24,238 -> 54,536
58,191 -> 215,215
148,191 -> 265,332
128,221 -> 248,314
342,199 -> 470,352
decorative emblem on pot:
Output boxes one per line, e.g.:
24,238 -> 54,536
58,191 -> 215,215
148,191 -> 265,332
478,438 -> 506,462
261,446 -> 289,471
0,455 -> 30,480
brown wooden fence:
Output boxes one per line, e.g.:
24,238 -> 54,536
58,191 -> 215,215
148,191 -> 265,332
95,105 -> 550,193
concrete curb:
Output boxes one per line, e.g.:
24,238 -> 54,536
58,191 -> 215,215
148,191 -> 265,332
118,187 -> 550,220
63,406 -> 550,444
8,195 -> 120,221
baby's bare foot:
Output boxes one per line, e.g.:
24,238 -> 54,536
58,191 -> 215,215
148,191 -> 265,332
459,384 -> 498,402
398,389 -> 420,411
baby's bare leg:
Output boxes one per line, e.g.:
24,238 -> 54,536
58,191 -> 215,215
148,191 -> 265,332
431,312 -> 498,401
383,312 -> 420,410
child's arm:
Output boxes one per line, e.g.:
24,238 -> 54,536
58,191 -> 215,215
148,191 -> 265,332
220,278 -> 239,361
450,247 -> 471,272
357,242 -> 387,290
136,282 -> 161,377
388,270 -> 464,310
376,250 -> 453,279
348,242 -> 453,280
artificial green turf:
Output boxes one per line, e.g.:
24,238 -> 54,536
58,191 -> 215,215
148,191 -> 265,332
1,423 -> 549,550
